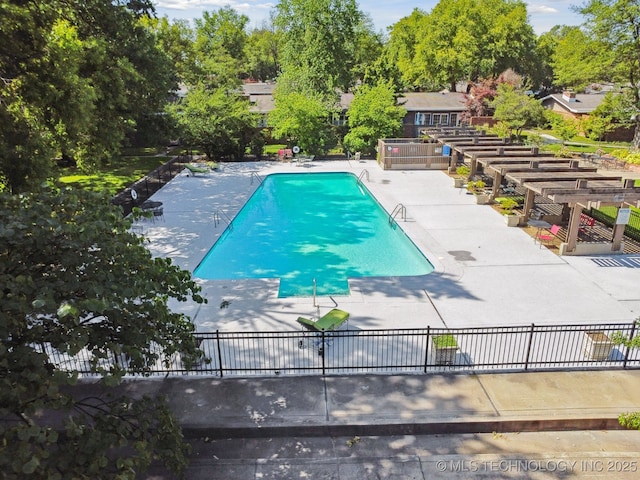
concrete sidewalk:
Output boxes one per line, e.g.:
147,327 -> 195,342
83,370 -> 640,438
86,370 -> 640,479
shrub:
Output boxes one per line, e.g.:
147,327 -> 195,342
619,412 -> 640,430
433,334 -> 458,348
467,179 -> 486,193
456,165 -> 470,176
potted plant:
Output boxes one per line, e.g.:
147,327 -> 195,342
181,337 -> 207,368
467,180 -> 491,204
583,330 -> 614,360
453,164 -> 470,188
498,197 -> 521,226
432,334 -> 458,365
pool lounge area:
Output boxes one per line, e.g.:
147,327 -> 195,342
134,159 -> 640,334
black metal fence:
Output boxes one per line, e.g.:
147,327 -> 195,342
40,322 -> 640,378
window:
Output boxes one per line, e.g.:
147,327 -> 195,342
432,114 -> 449,126
415,112 -> 425,125
332,112 -> 348,126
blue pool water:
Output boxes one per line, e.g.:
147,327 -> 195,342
194,172 -> 434,297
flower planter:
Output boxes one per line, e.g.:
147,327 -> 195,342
583,331 -> 614,360
504,214 -> 521,227
474,193 -> 491,205
453,177 -> 465,188
181,338 -> 205,367
432,335 -> 458,365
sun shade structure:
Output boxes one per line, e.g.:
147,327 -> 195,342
427,130 -> 640,255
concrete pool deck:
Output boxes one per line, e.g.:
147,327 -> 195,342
135,159 -> 640,333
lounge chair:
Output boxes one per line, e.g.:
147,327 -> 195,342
296,308 -> 350,332
185,163 -> 210,176
296,155 -> 315,166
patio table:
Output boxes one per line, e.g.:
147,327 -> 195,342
528,219 -> 551,245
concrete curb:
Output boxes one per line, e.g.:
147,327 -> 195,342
183,417 -> 623,440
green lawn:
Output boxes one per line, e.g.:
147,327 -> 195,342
263,144 -> 287,155
57,155 -> 167,195
525,130 -> 631,155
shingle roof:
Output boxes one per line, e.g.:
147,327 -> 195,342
399,92 -> 467,111
242,82 -> 276,95
242,84 -> 467,114
540,93 -> 607,114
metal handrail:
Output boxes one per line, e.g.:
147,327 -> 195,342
213,209 -> 233,229
250,171 -> 264,185
389,203 -> 406,225
357,169 -> 369,184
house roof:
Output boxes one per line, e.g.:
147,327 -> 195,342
241,84 -> 467,115
540,93 -> 607,114
399,92 -> 467,112
242,82 -> 276,96
248,95 -> 275,113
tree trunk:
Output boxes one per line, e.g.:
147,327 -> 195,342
633,120 -> 640,149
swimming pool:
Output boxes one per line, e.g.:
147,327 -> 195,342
194,172 -> 434,297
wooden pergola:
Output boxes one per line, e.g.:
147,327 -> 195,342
428,131 -> 640,255
518,177 -> 640,253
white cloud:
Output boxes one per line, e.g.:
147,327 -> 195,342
527,4 -> 560,15
156,0 -> 272,12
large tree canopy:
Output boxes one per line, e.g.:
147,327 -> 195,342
274,0 -> 365,96
0,185 -> 205,478
577,0 -> 640,147
384,8 -> 426,90
169,84 -> 258,160
550,26 -> 615,90
192,6 -> 248,87
0,0 -> 175,192
491,83 -> 546,139
392,0 -> 539,91
268,90 -> 334,155
343,82 -> 405,156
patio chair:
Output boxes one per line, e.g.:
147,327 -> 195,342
579,213 -> 595,232
185,163 -> 210,176
296,308 -> 350,332
538,224 -> 561,246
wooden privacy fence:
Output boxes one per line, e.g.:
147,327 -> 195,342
41,322 -> 640,378
378,138 -> 451,170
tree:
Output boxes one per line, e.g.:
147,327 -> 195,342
343,82 -> 405,155
491,83 -> 546,139
461,69 -> 523,123
274,0 -> 364,96
412,0 -> 539,91
169,84 -> 258,160
245,22 -> 281,82
146,17 -> 196,87
385,8 -> 428,90
0,185 -> 205,478
349,15 -> 385,86
268,91 -> 334,155
0,0 -> 176,191
461,78 -> 499,123
578,0 -> 640,147
545,110 -> 579,144
550,26 -> 614,90
193,7 -> 249,86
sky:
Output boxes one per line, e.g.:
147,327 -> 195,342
154,0 -> 585,36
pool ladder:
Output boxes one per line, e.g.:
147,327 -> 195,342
213,209 -> 233,229
357,169 -> 370,184
389,203 -> 406,226
250,171 -> 264,185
